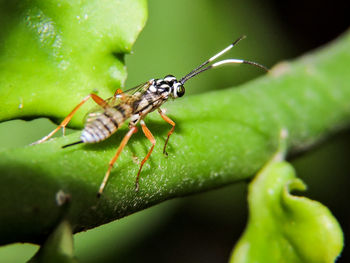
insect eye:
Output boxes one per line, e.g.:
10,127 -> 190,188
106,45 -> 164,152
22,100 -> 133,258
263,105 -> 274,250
177,85 -> 185,97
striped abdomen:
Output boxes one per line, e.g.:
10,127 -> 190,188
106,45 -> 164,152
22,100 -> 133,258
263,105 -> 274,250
81,105 -> 132,143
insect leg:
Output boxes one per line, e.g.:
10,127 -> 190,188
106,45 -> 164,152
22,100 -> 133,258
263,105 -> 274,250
114,89 -> 128,102
135,120 -> 156,192
114,88 -> 123,97
114,88 -> 130,102
98,126 -> 138,197
31,94 -> 107,145
158,108 -> 175,156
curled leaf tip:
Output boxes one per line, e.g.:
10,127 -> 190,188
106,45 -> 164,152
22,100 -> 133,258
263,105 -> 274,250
231,160 -> 343,263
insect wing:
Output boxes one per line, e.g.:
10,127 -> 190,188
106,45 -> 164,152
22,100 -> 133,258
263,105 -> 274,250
83,96 -> 115,120
116,81 -> 151,98
84,82 -> 151,123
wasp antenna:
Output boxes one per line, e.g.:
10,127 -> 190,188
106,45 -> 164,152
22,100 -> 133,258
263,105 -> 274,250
212,59 -> 269,72
208,35 -> 246,63
62,140 -> 84,149
181,58 -> 268,83
180,35 -> 247,84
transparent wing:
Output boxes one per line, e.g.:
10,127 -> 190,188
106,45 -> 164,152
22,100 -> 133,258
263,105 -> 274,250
83,97 -> 114,123
84,81 -> 151,122
116,81 -> 151,98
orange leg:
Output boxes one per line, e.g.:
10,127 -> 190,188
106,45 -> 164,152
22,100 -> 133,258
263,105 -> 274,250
31,94 -> 107,145
114,88 -> 123,97
158,108 -> 175,156
98,126 -> 138,197
114,88 -> 129,102
135,120 -> 156,192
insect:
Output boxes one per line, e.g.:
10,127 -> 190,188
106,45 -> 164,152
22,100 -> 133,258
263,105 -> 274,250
32,35 -> 268,196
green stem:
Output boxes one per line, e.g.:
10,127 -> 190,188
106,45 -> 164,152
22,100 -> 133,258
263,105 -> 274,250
0,31 -> 349,245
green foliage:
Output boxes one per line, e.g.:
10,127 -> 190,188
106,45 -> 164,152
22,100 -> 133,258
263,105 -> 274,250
28,221 -> 76,263
0,29 -> 350,246
0,0 -> 148,245
0,0 -> 147,126
231,132 -> 343,263
0,4 -> 350,261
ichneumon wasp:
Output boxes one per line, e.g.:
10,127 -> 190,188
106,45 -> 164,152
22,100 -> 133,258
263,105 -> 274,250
32,35 -> 268,196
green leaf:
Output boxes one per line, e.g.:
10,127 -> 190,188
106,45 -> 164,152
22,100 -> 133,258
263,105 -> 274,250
0,9 -> 350,245
28,220 -> 77,263
0,0 -> 147,127
230,131 -> 343,263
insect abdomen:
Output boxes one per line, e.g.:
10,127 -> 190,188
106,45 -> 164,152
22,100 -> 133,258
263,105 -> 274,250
81,106 -> 132,143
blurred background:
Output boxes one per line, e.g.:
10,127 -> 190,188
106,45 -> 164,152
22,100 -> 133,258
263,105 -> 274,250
0,0 -> 349,262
